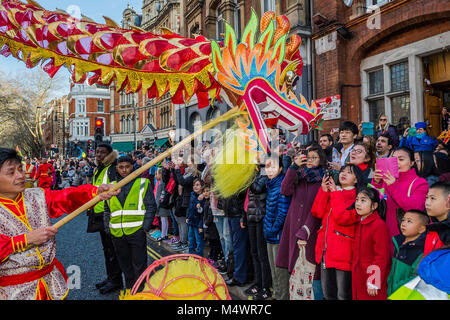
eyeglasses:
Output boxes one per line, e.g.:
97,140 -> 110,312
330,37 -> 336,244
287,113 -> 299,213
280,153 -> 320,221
380,118 -> 387,121
351,148 -> 365,154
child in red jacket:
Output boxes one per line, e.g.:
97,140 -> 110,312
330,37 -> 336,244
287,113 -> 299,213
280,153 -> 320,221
311,164 -> 364,300
351,187 -> 391,300
424,181 -> 450,255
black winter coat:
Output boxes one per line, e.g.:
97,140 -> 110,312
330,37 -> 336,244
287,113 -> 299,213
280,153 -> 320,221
242,173 -> 268,225
203,199 -> 220,240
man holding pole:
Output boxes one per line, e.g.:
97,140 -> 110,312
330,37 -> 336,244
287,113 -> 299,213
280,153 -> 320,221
0,147 -> 119,300
86,143 -> 123,294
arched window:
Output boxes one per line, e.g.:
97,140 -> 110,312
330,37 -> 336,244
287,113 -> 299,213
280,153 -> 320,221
190,112 -> 202,132
216,7 -> 223,40
147,111 -> 153,125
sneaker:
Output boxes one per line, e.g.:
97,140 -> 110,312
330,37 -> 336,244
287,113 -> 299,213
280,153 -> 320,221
173,243 -> 188,252
218,264 -> 228,275
169,240 -> 181,248
253,288 -> 272,300
163,236 -> 177,244
156,236 -> 168,242
168,237 -> 180,244
150,230 -> 161,239
244,284 -> 260,296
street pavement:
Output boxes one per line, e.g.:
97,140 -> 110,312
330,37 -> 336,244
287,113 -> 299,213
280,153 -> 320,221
53,213 -> 244,300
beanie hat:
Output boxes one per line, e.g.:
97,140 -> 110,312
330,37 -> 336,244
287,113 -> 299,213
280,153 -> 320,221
415,122 -> 427,129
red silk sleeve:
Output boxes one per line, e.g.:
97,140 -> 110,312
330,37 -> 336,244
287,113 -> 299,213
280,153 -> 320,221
44,185 -> 99,219
0,234 -> 27,263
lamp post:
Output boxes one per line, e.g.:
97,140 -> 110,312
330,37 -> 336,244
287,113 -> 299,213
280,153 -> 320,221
132,94 -> 137,151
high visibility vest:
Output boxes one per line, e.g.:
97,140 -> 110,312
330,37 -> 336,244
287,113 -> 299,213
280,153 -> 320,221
108,178 -> 149,237
93,165 -> 111,213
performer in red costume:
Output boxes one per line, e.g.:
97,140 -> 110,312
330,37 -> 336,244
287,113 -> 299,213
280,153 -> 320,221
22,157 -> 36,189
0,148 -> 120,300
34,157 -> 54,189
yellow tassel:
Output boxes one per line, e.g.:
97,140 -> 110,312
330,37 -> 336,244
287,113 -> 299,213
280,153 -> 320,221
212,125 -> 257,198
118,289 -> 131,300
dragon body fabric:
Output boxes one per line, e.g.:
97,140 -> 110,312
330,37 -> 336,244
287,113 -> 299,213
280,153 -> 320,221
0,0 -> 324,198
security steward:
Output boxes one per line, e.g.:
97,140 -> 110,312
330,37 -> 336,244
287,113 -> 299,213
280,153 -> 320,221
87,143 -> 123,294
103,156 -> 156,290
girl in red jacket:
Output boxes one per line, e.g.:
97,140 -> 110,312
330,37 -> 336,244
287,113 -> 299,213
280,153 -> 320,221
311,164 -> 364,300
351,187 -> 391,300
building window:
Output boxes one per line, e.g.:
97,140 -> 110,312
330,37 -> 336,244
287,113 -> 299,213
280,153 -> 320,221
120,116 -> 125,133
216,7 -> 223,40
390,61 -> 409,92
97,100 -> 104,113
366,0 -> 391,8
76,99 -> 86,113
368,99 -> 385,124
262,0 -> 275,12
147,111 -> 153,125
368,69 -> 384,95
234,0 -> 241,38
391,95 -> 410,127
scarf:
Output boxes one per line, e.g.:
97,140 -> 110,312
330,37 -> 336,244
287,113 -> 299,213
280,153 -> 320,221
297,166 -> 326,183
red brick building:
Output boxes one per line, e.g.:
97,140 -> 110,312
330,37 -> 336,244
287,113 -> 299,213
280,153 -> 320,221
67,82 -> 111,155
312,0 -> 450,138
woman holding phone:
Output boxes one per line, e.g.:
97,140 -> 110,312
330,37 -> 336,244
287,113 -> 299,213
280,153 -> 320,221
372,147 -> 429,251
276,146 -> 327,300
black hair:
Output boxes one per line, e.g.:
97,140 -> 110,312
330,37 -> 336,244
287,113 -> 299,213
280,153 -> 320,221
307,146 -> 328,168
396,208 -> 430,231
96,143 -> 113,153
320,133 -> 333,144
429,181 -> 450,198
339,121 -> 359,136
357,186 -> 387,221
193,178 -> 205,189
117,155 -> 133,164
0,148 -> 22,171
433,152 -> 450,176
415,151 -> 435,178
393,146 -> 415,162
378,132 -> 394,147
404,209 -> 430,226
338,163 -> 365,191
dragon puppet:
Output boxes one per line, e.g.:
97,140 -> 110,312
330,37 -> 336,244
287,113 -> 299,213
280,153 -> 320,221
0,0 -> 324,198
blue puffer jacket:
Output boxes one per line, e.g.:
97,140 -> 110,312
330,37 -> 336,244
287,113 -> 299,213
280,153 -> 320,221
399,134 -> 437,152
186,191 -> 205,228
263,173 -> 292,244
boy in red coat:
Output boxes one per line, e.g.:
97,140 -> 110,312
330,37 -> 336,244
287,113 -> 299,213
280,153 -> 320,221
424,181 -> 450,255
351,187 -> 391,300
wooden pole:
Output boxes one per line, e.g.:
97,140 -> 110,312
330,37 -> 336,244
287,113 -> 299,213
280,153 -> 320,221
53,106 -> 243,229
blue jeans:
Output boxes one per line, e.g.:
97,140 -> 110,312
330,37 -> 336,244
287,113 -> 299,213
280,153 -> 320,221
188,225 -> 204,257
313,280 -> 324,300
228,217 -> 248,283
214,216 -> 232,262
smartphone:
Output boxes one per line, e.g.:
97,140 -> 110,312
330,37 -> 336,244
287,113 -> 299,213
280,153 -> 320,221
376,157 -> 399,179
362,122 -> 374,136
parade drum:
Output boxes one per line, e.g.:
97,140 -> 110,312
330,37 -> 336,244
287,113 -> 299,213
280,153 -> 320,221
124,254 -> 231,300
25,179 -> 34,189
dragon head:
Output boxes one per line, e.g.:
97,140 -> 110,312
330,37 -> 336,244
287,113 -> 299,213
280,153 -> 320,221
211,10 -> 323,153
